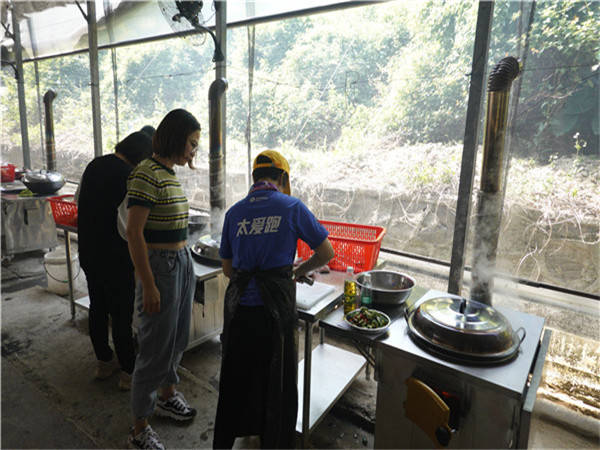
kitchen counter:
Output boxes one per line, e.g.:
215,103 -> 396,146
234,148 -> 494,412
1,192 -> 58,260
294,271 -> 365,446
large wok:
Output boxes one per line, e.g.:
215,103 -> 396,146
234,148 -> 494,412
22,170 -> 65,195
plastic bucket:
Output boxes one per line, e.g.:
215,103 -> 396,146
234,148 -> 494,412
43,246 -> 80,296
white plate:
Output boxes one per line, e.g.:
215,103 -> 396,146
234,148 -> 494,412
344,308 -> 391,334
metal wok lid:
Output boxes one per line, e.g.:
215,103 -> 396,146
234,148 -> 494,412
22,170 -> 64,184
191,234 -> 221,266
406,296 -> 525,365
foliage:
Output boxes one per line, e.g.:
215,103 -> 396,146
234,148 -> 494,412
1,0 -> 598,165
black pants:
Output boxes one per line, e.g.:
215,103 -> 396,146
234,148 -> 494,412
214,306 -> 273,449
84,268 -> 136,374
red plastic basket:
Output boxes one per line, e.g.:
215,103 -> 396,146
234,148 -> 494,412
1,163 -> 16,182
297,220 -> 386,273
47,195 -> 78,227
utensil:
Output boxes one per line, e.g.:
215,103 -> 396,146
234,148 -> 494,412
355,270 -> 414,305
191,234 -> 221,266
405,296 -> 526,364
21,170 -> 65,195
344,307 -> 391,334
188,213 -> 209,237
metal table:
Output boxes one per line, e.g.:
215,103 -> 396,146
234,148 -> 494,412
188,259 -> 225,350
319,286 -> 428,379
295,271 -> 366,447
54,223 -> 78,320
1,192 -> 58,261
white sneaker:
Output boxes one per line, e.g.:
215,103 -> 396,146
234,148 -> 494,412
128,425 -> 165,450
155,391 -> 197,421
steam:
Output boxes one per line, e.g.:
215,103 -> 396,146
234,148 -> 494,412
210,206 -> 225,241
471,191 -> 503,304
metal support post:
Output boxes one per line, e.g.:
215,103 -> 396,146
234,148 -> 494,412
302,321 -> 313,447
64,230 -> 76,320
11,2 -> 31,169
215,0 -> 227,206
86,0 -> 103,157
448,0 -> 494,296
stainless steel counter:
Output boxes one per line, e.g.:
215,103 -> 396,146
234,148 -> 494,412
1,193 -> 58,260
294,271 -> 366,446
377,288 -> 546,399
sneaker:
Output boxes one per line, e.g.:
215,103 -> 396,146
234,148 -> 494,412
155,391 -> 197,421
95,358 -> 119,380
118,371 -> 132,391
128,425 -> 165,450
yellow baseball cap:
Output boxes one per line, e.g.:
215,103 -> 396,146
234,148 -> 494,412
252,149 -> 291,195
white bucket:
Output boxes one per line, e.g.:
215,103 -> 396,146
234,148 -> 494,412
44,246 -> 80,296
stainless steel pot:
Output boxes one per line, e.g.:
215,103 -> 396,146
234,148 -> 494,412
405,296 -> 526,365
355,270 -> 415,305
188,213 -> 209,235
22,170 -> 65,195
191,234 -> 221,266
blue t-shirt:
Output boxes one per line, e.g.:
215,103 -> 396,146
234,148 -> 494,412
219,188 -> 328,306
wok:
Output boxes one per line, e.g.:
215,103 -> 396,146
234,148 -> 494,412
22,170 -> 65,195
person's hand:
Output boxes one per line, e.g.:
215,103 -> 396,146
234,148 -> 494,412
143,282 -> 161,314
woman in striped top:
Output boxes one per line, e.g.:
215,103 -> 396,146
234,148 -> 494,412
126,109 -> 200,450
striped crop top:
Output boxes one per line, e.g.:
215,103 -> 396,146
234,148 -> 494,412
127,158 -> 189,243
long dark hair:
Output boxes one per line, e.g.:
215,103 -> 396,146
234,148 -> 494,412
115,131 -> 152,166
153,109 -> 201,159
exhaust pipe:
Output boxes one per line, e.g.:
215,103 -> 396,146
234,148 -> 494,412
208,77 -> 228,238
43,89 -> 57,171
471,57 -> 520,305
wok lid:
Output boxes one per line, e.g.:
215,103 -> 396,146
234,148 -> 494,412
191,234 -> 221,266
406,296 -> 526,364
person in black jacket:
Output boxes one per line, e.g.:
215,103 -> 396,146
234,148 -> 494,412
77,130 -> 153,390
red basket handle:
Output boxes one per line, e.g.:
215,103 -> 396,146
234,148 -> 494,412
48,195 -> 75,202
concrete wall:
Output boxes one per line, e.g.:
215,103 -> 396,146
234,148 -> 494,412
210,173 -> 599,295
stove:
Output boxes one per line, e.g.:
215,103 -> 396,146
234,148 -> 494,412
374,289 -> 550,449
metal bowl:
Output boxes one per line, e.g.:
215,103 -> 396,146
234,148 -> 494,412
355,270 -> 415,306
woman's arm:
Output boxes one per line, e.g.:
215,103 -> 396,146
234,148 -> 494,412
127,205 -> 161,313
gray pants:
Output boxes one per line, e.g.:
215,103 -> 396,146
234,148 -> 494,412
131,247 -> 194,420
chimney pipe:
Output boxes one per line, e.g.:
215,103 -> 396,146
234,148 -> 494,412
208,77 -> 228,238
43,89 -> 57,171
471,57 -> 520,305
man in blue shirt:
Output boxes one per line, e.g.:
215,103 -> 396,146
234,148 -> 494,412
214,150 -> 334,449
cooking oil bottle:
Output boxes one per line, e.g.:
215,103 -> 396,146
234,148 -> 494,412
343,266 -> 358,315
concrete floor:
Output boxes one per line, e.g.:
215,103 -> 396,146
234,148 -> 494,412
2,249 -> 599,449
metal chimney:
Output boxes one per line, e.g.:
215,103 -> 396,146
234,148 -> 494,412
43,89 -> 57,171
208,77 -> 228,238
471,57 -> 520,305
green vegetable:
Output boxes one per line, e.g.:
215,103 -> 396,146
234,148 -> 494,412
347,308 -> 388,329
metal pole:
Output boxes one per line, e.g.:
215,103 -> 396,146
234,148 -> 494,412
215,0 -> 227,206
87,0 -> 103,157
447,0 -> 494,296
27,17 -> 44,157
246,0 -> 256,189
11,2 -> 31,169
103,0 -> 120,142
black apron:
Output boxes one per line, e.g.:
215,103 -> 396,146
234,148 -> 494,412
213,265 -> 298,449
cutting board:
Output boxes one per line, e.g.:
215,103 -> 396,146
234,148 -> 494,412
296,281 -> 335,310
